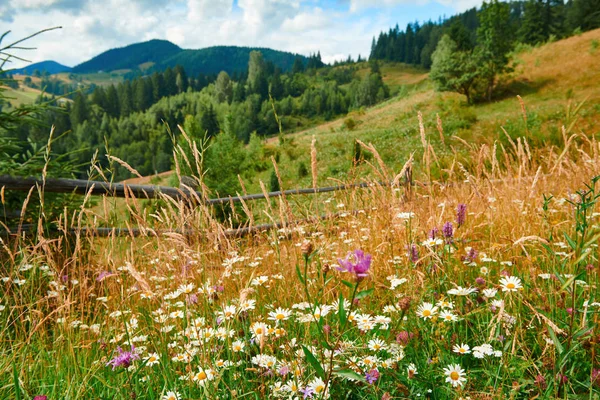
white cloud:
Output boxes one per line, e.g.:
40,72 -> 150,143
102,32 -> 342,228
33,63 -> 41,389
349,0 -> 481,12
187,0 -> 233,22
281,7 -> 329,32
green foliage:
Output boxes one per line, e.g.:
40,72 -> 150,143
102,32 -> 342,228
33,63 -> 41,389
344,117 -> 357,131
269,169 -> 280,192
430,35 -> 480,104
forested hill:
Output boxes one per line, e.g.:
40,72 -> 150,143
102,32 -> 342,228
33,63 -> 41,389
72,40 -> 182,73
71,39 -> 308,75
12,60 -> 72,75
160,46 -> 307,76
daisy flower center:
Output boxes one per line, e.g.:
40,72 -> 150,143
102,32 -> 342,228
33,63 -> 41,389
423,310 -> 431,317
450,371 -> 459,380
507,283 -> 515,289
197,371 -> 207,380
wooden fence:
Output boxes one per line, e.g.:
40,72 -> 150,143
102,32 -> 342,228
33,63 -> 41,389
0,174 -> 409,238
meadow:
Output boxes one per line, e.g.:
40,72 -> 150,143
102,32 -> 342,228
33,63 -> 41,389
2,26 -> 600,400
1,100 -> 600,399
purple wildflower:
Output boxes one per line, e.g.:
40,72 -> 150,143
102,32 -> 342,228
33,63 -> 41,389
365,368 -> 380,384
428,227 -> 439,239
456,203 -> 467,226
300,386 -> 315,399
535,374 -> 547,390
33,396 -> 48,400
278,365 -> 290,377
409,244 -> 419,263
442,222 -> 453,242
106,346 -> 140,370
465,247 -> 478,262
337,249 -> 372,280
475,277 -> 486,285
186,293 -> 198,305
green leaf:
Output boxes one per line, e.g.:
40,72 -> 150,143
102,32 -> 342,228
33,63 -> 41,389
341,280 -> 354,289
295,264 -> 305,285
563,232 -> 577,250
338,292 -> 347,326
13,362 -> 21,400
547,325 -> 564,355
334,369 -> 366,382
355,288 -> 374,300
302,345 -> 325,379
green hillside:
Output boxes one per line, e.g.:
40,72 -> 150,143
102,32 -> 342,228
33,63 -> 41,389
70,39 -> 308,76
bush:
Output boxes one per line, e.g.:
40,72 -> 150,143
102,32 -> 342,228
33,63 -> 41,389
344,117 -> 357,131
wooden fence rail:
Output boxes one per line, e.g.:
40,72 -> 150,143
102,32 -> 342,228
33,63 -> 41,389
0,175 -> 391,205
0,174 -> 405,238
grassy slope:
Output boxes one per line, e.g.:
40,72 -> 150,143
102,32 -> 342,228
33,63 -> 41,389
255,29 -> 600,192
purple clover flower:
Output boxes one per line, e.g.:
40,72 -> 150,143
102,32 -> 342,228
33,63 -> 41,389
428,227 -> 439,239
337,249 -> 372,280
106,345 -> 140,370
442,222 -> 453,243
457,203 -> 467,227
409,244 -> 419,263
365,368 -> 380,384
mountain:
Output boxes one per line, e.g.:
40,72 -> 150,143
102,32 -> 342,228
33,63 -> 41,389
72,39 -> 182,73
160,46 -> 306,76
71,39 -> 307,76
12,60 -> 72,75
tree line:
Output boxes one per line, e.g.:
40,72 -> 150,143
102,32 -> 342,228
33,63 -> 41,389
370,0 -> 600,70
6,51 -> 388,190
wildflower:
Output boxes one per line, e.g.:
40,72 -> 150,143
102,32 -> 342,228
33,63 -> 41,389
475,277 -> 486,285
407,363 -> 418,378
365,368 -> 380,384
447,286 -> 477,296
443,364 -> 467,387
482,288 -> 497,298
416,302 -> 438,319
144,352 -> 160,367
535,374 -> 547,390
250,322 -> 270,340
453,343 -> 471,354
442,222 -> 453,242
409,244 -> 419,262
337,249 -> 372,280
439,310 -> 458,322
499,276 -> 522,292
268,307 -> 292,323
307,377 -> 328,397
436,298 -> 454,309
456,204 -> 467,226
218,305 -> 237,320
396,331 -> 413,346
368,338 -> 387,352
161,391 -> 181,400
192,367 -> 215,386
106,346 -> 140,370
33,397 -> 48,400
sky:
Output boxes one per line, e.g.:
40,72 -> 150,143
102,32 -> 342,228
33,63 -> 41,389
2,0 -> 484,69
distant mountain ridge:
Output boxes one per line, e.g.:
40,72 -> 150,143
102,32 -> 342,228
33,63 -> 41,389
71,39 -> 307,76
12,60 -> 72,75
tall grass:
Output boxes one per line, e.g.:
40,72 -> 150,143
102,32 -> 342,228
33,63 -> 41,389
1,112 -> 599,399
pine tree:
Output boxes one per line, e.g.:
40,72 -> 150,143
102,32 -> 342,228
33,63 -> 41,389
477,0 -> 514,101
70,91 -> 89,128
519,0 -> 548,44
200,104 -> 220,138
292,56 -> 305,74
215,71 -> 233,103
104,85 -> 118,118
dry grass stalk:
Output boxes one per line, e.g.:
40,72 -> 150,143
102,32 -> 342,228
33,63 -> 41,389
310,136 -> 318,191
106,155 -> 143,179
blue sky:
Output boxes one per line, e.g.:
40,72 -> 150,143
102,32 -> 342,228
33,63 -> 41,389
1,0 -> 483,69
